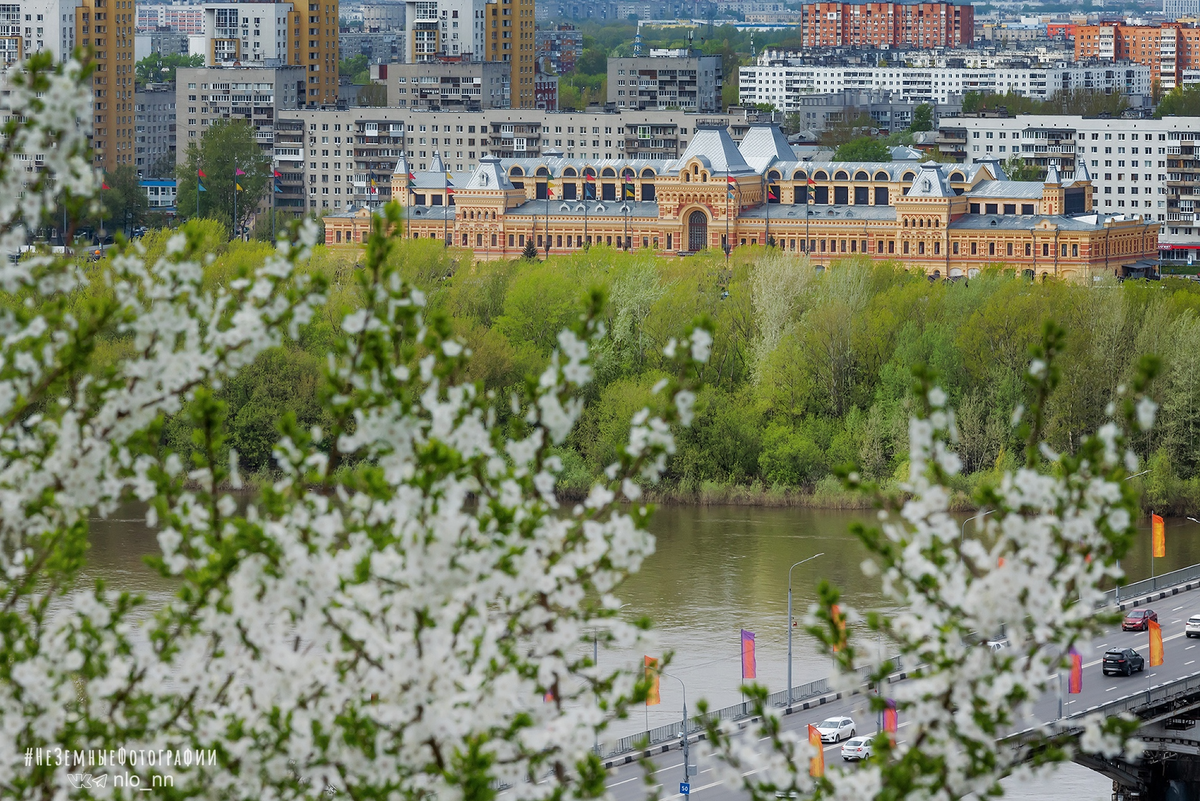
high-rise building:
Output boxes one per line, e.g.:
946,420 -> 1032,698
199,0 -> 338,105
402,0 -> 535,108
135,82 -> 177,177
0,0 -> 81,66
78,0 -> 136,169
796,0 -> 973,49
1075,22 -> 1200,91
609,50 -> 724,113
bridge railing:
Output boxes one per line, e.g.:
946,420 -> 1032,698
1099,562 -> 1200,608
596,654 -> 903,760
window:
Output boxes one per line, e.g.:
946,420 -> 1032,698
971,242 -> 977,255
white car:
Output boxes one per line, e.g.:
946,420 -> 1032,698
814,716 -> 857,743
1187,616 -> 1200,638
841,736 -> 872,761
987,639 -> 1010,652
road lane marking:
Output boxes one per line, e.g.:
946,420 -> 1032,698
1187,661 -> 1196,666
1189,645 -> 1197,650
1107,687 -> 1117,691
1174,606 -> 1185,612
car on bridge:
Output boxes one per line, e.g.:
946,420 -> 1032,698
1103,647 -> 1146,676
841,737 -> 872,761
1122,609 -> 1158,631
1186,615 -> 1200,638
814,717 -> 857,743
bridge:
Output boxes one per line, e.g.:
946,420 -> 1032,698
592,563 -> 1200,801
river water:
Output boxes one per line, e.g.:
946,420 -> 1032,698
88,503 -> 1193,799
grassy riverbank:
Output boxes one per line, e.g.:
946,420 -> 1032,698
87,223 -> 1200,515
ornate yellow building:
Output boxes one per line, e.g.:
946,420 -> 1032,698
324,124 -> 1161,281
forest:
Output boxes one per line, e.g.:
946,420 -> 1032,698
115,222 -> 1200,511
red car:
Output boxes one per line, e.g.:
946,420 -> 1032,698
1122,609 -> 1158,631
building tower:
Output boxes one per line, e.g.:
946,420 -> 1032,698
77,0 -> 135,170
487,0 -> 534,108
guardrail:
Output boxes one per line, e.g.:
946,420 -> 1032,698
1099,561 -> 1200,608
596,654 -> 903,761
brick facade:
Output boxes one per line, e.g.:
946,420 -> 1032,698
798,1 -> 973,50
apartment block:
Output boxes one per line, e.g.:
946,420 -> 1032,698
534,22 -> 581,74
79,0 -> 136,169
0,0 -> 80,65
198,0 -> 339,105
608,50 -> 724,113
372,61 -> 510,109
405,0 -> 486,60
739,53 -> 1152,109
176,65 -> 305,163
135,81 -> 176,177
1075,22 -> 1200,90
951,114 -> 1200,262
136,4 -> 204,33
487,0 -> 536,108
796,0 -> 973,50
361,2 -> 404,29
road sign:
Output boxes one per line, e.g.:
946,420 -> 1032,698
680,783 -> 690,796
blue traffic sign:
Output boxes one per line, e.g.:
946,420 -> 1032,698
680,783 -> 691,795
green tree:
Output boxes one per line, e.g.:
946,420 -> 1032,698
135,52 -> 203,87
820,112 -> 875,148
1002,154 -> 1044,182
833,136 -> 892,162
962,91 -> 982,113
1155,84 -> 1200,117
176,120 -> 269,237
338,53 -> 368,81
98,165 -> 148,235
909,103 -> 934,132
521,239 -> 539,260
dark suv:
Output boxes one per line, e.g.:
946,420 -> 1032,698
1103,648 -> 1146,676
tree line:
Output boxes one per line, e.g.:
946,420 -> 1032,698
108,229 -> 1200,511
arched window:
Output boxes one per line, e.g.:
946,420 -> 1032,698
563,167 -> 577,177
902,171 -> 916,182
601,167 -> 616,177
949,172 -> 965,183
792,170 -> 808,181
834,170 -> 849,181
641,168 -> 656,178
510,166 -> 524,177
874,171 -> 889,181
854,171 -> 868,181
535,166 -> 550,176
768,170 -> 781,181
814,171 -> 829,181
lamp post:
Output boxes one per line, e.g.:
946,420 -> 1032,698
787,552 -> 826,705
592,603 -> 630,755
1115,469 -> 1151,603
960,509 -> 994,544
657,670 -> 695,782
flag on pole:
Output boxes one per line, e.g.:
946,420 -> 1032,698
446,171 -> 454,185
1153,513 -> 1166,558
198,182 -> 207,192
740,629 -> 756,680
625,183 -> 635,200
768,187 -> 777,201
883,699 -> 898,737
235,168 -> 246,176
831,604 -> 847,653
408,170 -> 416,181
198,169 -> 207,178
806,175 -> 815,186
1068,648 -> 1083,694
644,656 -> 660,706
1150,619 -> 1164,666
274,169 -> 282,178
808,724 -> 824,777
727,175 -> 736,184
544,688 -> 555,703
585,172 -> 595,183
236,183 -> 244,192
101,182 -> 110,190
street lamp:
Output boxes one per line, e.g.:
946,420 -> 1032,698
592,603 -> 629,755
1115,469 -> 1152,603
960,509 -> 994,544
787,552 -> 825,705
657,670 -> 695,783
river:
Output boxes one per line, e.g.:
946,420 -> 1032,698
87,503 -> 1193,799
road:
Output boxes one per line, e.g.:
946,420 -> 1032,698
596,589 -> 1200,801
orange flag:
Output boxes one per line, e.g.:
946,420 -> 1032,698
1150,620 -> 1164,667
1153,513 -> 1166,558
831,604 -> 847,653
644,656 -> 660,706
808,724 -> 824,777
